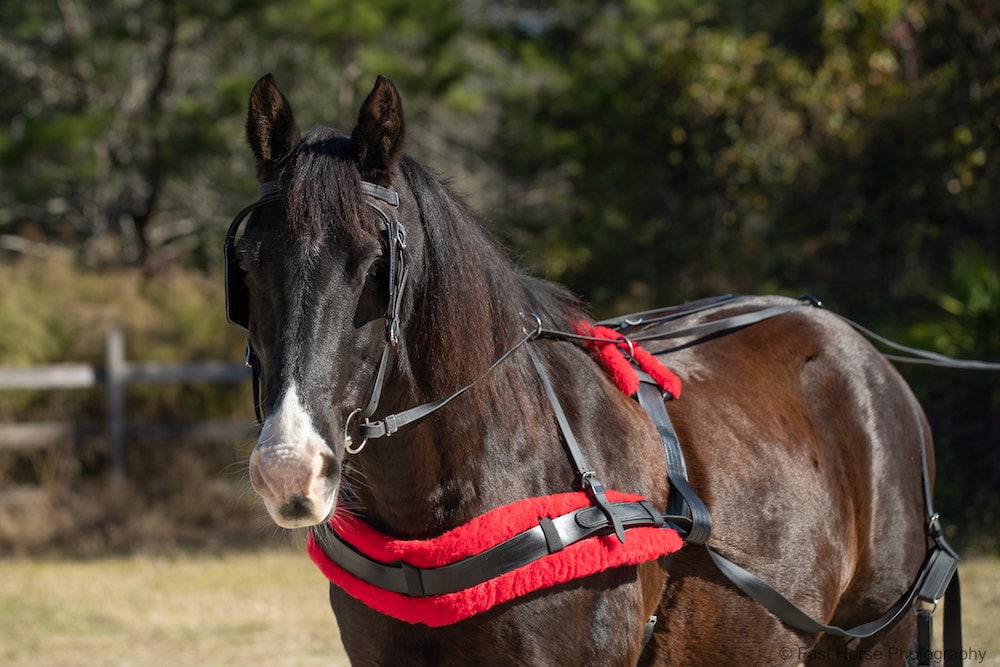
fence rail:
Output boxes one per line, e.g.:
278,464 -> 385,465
0,329 -> 254,481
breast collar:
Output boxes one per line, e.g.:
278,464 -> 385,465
309,333 -> 689,627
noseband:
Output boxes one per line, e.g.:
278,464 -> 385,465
224,178 -> 409,430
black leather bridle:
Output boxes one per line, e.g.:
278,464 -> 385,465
224,178 -> 409,432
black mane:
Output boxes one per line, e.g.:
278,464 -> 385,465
397,154 -> 584,392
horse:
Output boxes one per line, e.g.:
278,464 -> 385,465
228,73 -> 939,665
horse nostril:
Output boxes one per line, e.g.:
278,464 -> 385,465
280,494 -> 315,522
248,449 -> 273,496
319,452 -> 339,480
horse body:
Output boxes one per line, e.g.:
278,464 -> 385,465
643,298 -> 928,664
234,74 -> 930,665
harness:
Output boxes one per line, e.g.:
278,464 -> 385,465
226,182 -> 964,664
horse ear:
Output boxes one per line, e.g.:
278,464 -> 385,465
246,73 -> 300,182
351,75 -> 405,185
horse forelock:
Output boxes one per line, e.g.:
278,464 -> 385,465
284,127 -> 378,247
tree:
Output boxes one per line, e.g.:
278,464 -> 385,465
486,0 -> 999,545
0,0 -> 483,268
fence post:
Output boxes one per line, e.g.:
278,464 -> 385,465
106,328 -> 126,485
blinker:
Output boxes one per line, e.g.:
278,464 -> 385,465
224,181 -> 284,329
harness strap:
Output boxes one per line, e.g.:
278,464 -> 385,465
362,194 -> 407,345
359,328 -> 536,441
245,339 -> 264,424
636,380 -> 958,649
623,299 -> 962,663
620,304 -> 804,344
903,368 -> 963,667
635,379 -> 711,545
527,344 -> 627,543
706,546 -> 926,637
352,183 -> 408,436
841,316 -> 1000,371
597,294 -> 742,330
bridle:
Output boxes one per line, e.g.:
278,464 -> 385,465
223,176 -> 641,536
224,177 -> 410,434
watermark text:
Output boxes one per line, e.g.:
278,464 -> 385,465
778,645 -> 988,664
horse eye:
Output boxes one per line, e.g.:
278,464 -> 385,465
366,256 -> 386,280
236,241 -> 260,273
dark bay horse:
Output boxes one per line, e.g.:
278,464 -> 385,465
230,74 -> 935,665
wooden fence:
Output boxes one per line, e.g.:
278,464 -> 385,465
0,329 -> 257,481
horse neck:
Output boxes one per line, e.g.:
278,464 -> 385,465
349,270 -> 579,537
343,167 -> 599,536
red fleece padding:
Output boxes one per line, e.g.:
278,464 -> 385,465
308,490 -> 682,627
577,322 -> 682,398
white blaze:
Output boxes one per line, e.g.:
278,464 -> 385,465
249,383 -> 338,528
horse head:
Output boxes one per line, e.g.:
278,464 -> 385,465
233,74 -> 417,528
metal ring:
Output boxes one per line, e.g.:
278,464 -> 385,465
344,408 -> 369,455
617,335 -> 636,360
520,312 -> 543,338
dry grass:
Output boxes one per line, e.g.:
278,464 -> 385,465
950,557 -> 1000,665
0,547 -> 349,666
1,550 -> 996,666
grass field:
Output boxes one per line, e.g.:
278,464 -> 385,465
0,547 -> 349,666
1,550 -> 997,666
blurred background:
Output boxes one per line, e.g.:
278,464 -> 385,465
0,0 -> 997,558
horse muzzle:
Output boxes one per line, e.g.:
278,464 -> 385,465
249,383 -> 341,528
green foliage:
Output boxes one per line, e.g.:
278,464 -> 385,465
0,0 -> 997,548
910,246 -> 1000,358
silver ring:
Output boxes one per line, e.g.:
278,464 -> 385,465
344,408 -> 369,454
617,335 -> 636,359
520,312 -> 543,338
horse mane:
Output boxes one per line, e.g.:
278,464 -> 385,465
397,155 -> 585,394
284,129 -> 375,246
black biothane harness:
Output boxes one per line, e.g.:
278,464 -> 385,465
226,181 -> 964,665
